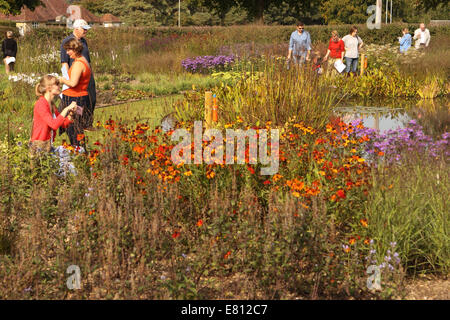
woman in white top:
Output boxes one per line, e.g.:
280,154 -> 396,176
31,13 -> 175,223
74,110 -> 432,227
342,26 -> 363,76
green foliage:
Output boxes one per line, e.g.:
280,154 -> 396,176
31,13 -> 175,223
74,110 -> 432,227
0,0 -> 42,15
320,0 -> 368,24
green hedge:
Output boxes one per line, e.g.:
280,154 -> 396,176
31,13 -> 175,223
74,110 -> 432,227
131,23 -> 450,44
17,23 -> 450,47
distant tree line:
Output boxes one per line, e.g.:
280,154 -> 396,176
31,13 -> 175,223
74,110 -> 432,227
3,0 -> 449,26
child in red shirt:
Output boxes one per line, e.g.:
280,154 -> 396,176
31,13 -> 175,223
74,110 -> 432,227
30,75 -> 77,156
323,30 -> 345,76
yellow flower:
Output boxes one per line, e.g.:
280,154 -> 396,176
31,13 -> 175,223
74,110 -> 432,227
292,191 -> 300,198
184,171 -> 192,176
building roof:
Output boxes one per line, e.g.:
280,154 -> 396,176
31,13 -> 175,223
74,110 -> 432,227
0,0 -> 101,23
101,14 -> 121,23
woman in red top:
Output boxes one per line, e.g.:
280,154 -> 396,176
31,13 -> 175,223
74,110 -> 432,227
59,38 -> 92,146
323,30 -> 345,76
31,75 -> 77,156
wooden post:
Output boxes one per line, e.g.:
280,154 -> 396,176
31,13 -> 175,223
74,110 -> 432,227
212,94 -> 218,123
205,91 -> 213,128
375,112 -> 380,131
360,53 -> 365,76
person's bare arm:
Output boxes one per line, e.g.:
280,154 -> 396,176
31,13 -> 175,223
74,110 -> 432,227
323,49 -> 331,61
60,61 -> 83,88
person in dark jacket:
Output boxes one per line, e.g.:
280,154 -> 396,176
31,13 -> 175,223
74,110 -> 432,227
2,31 -> 17,74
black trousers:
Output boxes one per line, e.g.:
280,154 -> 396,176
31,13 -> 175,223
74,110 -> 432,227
59,94 -> 92,146
87,73 -> 96,127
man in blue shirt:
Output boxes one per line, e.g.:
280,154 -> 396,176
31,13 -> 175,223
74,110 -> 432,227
287,21 -> 311,66
60,19 -> 96,130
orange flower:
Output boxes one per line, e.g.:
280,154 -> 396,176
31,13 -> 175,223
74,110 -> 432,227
197,219 -> 203,227
378,151 -> 384,156
133,145 -> 145,154
76,134 -> 85,141
224,251 -> 231,259
364,238 -> 371,245
349,237 -> 356,245
360,218 -> 368,228
88,209 -> 95,215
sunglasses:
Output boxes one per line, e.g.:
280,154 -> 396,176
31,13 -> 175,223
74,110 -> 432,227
298,27 -> 304,29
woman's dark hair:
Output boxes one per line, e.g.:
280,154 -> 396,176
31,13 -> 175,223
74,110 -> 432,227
349,26 -> 358,35
63,38 -> 83,56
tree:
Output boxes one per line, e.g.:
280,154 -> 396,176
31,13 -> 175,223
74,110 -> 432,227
0,0 -> 42,15
74,0 -> 107,15
190,0 -> 235,24
320,0 -> 368,24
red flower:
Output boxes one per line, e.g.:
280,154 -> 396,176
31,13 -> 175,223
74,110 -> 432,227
263,180 -> 271,185
247,166 -> 255,174
336,189 -> 346,199
172,231 -> 180,239
197,219 -> 203,227
76,134 -> 85,141
224,251 -> 231,259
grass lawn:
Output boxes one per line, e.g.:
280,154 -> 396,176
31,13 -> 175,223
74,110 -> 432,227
53,94 -> 183,146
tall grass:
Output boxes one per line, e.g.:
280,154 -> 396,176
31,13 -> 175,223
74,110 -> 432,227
174,58 -> 339,128
365,156 -> 449,275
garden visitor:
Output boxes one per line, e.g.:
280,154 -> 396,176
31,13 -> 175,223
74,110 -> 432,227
60,19 -> 96,130
2,31 -> 17,74
287,21 -> 311,67
30,75 -> 77,158
322,30 -> 345,76
413,23 -> 431,49
342,26 -> 364,76
398,28 -> 412,53
59,38 -> 92,147
311,52 -> 323,76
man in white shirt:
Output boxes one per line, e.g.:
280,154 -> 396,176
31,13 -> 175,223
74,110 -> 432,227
413,23 -> 431,49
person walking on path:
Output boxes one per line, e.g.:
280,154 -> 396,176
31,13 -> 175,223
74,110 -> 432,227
60,19 -> 96,130
59,38 -> 92,147
342,26 -> 364,76
413,23 -> 430,49
287,21 -> 311,67
323,30 -> 345,76
2,31 -> 17,74
30,75 -> 76,158
398,28 -> 412,53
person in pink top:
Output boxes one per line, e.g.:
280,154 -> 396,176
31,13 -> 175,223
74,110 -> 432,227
323,30 -> 345,76
30,75 -> 77,157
